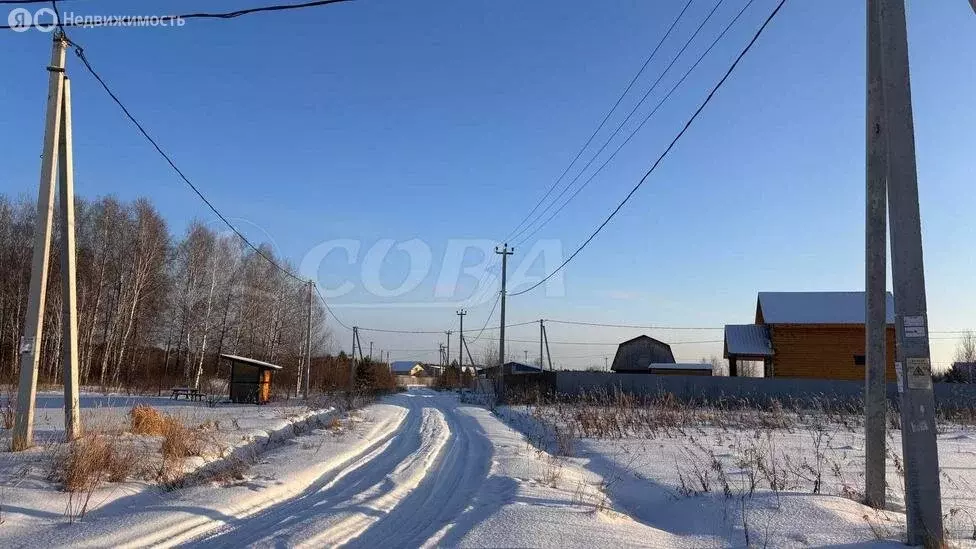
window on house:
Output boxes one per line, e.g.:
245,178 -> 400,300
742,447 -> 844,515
854,354 -> 866,366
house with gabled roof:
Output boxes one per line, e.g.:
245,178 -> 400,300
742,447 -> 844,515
724,291 -> 897,381
611,335 -> 676,373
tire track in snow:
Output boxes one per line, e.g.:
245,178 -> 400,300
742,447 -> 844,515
188,390 -> 494,549
114,404 -> 410,548
188,392 -> 449,547
343,395 -> 493,548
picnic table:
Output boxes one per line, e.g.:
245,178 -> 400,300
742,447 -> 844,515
171,386 -> 205,401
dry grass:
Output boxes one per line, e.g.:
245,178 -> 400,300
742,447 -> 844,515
1,395 -> 14,430
327,416 -> 342,431
126,405 -> 214,486
49,434 -> 124,492
129,405 -> 169,436
47,433 -> 139,520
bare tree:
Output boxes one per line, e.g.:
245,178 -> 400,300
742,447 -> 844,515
955,331 -> 976,363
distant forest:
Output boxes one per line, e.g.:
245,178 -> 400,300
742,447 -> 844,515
0,193 -> 337,394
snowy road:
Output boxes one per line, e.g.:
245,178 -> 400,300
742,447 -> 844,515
191,391 -> 493,548
3,388 -> 918,547
179,389 -> 669,548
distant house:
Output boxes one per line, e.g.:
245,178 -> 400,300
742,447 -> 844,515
391,361 -> 421,375
480,361 -> 543,378
391,361 -> 441,377
724,291 -> 896,381
611,335 -> 675,373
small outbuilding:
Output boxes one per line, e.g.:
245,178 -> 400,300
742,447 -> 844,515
611,335 -> 676,373
221,354 -> 282,404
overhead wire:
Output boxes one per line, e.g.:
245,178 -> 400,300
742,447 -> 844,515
59,30 -> 460,338
65,37 -> 309,285
474,336 -> 723,346
514,0 -> 758,248
501,0 -> 695,243
465,292 -> 501,345
0,0 -> 74,4
546,319 -> 723,330
509,0 -> 788,297
508,0 -> 729,245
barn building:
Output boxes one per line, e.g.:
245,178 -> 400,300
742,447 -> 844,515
610,335 -> 676,373
723,291 -> 896,381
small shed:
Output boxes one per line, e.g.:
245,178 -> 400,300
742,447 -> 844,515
221,354 -> 282,404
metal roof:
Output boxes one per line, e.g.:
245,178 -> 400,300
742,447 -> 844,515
724,324 -> 774,357
219,354 -> 283,370
391,360 -> 422,373
757,291 -> 895,325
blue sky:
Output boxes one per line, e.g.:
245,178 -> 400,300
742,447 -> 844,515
1,0 -> 973,368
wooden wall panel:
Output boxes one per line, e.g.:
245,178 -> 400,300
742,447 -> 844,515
769,324 -> 896,381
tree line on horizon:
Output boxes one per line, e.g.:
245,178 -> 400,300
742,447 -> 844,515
0,192 -> 336,394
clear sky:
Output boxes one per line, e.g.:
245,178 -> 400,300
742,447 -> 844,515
1,0 -> 973,369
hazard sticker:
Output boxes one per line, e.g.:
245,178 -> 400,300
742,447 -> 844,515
906,357 -> 932,390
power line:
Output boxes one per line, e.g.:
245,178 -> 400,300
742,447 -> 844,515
475,336 -> 723,347
1,0 -> 352,29
0,0 -> 75,4
514,0 -> 758,248
501,0 -> 694,243
313,283 -> 352,331
357,327 -> 448,335
466,292 -> 501,344
510,0 -> 787,297
64,38 -> 309,286
546,319 -> 723,330
509,0 -> 730,245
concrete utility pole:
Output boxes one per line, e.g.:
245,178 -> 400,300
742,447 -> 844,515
876,0 -> 943,543
303,281 -> 313,400
604,357 -> 609,371
864,0 -> 888,510
13,33 -> 81,450
539,319 -> 544,368
368,341 -> 373,361
495,244 -> 514,398
445,330 -> 452,365
58,75 -> 80,442
457,309 -> 466,367
350,326 -> 359,391
439,343 -> 445,366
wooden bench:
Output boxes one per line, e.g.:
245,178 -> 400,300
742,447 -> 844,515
171,387 -> 205,402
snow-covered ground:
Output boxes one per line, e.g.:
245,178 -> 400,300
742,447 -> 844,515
2,389 -> 973,547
